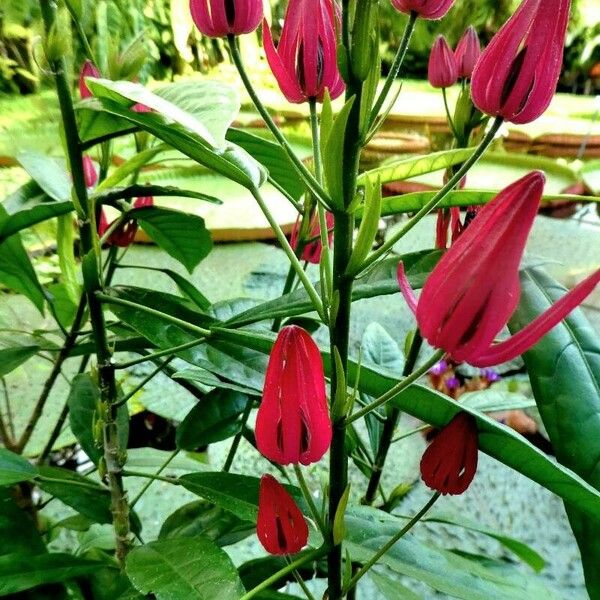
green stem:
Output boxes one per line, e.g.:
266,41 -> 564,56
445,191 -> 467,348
95,292 -> 212,337
130,450 -> 179,509
15,296 -> 87,454
122,470 -> 180,484
239,547 -> 328,600
442,87 -> 459,139
354,117 -> 503,275
227,35 -> 331,208
114,356 -> 174,408
368,11 -> 418,131
114,339 -> 206,370
222,396 -> 254,472
391,424 -> 430,444
294,465 -> 328,540
343,493 -> 440,594
39,0 -> 131,563
346,350 -> 445,426
250,188 -> 326,322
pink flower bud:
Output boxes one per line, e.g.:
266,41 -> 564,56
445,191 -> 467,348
391,0 -> 455,20
79,60 -> 100,99
98,196 -> 154,248
262,0 -> 345,104
428,36 -> 458,89
290,211 -> 334,264
454,26 -> 481,79
471,0 -> 571,124
189,0 -> 263,38
82,155 -> 98,189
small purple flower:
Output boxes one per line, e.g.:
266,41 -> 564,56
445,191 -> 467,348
429,360 -> 448,376
445,376 -> 461,390
483,369 -> 501,383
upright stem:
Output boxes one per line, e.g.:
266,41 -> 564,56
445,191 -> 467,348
327,22 -> 365,597
39,0 -> 130,563
363,333 -> 422,505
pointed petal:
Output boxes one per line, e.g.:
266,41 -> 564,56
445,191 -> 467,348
397,262 -> 419,316
473,269 -> 600,367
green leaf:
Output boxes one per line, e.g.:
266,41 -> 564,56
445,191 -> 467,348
17,152 -> 71,201
0,448 -> 36,486
460,390 -> 536,412
226,128 -> 305,202
0,345 -> 39,378
57,215 -> 81,305
159,499 -> 254,546
0,553 -> 102,596
37,467 -> 113,526
176,390 -> 250,449
509,267 -> 600,595
0,205 -> 45,313
357,148 -> 475,187
95,185 -> 222,206
125,537 -> 245,600
68,373 -> 129,464
0,180 -> 72,243
133,206 -> 213,273
346,506 -> 559,600
179,472 -> 263,523
96,146 -> 167,191
416,512 -> 545,572
370,571 -> 422,600
0,489 -> 46,556
172,368 -> 259,395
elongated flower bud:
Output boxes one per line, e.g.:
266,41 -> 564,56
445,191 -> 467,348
82,155 -> 98,189
98,196 -> 153,248
391,0 -> 455,20
421,412 -> 479,495
428,35 -> 458,89
79,60 -> 100,99
255,325 -> 332,465
262,0 -> 345,104
397,171 -> 600,367
454,26 -> 481,79
471,0 -> 571,124
189,0 -> 263,37
257,474 -> 308,555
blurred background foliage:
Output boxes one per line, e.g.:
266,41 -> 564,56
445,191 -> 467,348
0,0 -> 598,95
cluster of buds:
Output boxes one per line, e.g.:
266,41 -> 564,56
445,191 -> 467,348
428,27 -> 481,89
254,325 -> 332,554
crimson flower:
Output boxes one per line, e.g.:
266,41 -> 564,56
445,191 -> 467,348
391,0 -> 455,20
454,26 -> 481,80
189,0 -> 263,38
471,0 -> 570,124
398,171 -> 600,367
262,0 -> 345,104
79,60 -> 100,99
421,412 -> 479,495
257,474 -> 308,555
255,325 -> 331,465
98,196 -> 153,248
428,36 -> 458,89
290,211 -> 334,264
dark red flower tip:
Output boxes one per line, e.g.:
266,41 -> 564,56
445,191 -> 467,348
257,474 -> 308,555
420,412 -> 479,495
255,325 -> 332,466
98,196 -> 154,248
290,211 -> 334,264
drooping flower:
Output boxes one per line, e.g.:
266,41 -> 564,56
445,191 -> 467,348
98,196 -> 153,248
290,211 -> 334,264
471,0 -> 571,124
255,325 -> 331,465
79,60 -> 100,99
421,412 -> 479,495
82,155 -> 98,189
454,26 -> 481,79
262,0 -> 345,104
189,0 -> 263,38
428,36 -> 458,89
391,0 -> 455,20
257,474 -> 308,555
398,171 -> 600,367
